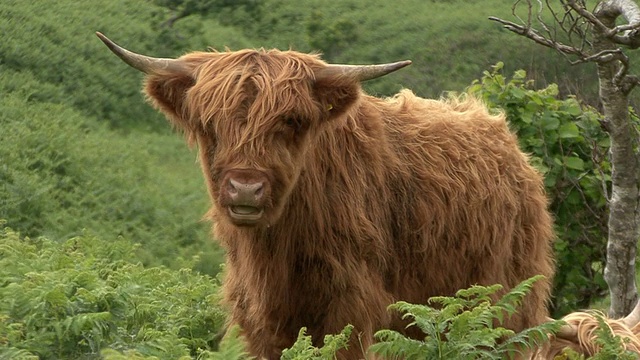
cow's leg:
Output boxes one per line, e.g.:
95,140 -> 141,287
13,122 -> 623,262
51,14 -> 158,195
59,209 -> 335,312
320,273 -> 394,360
232,318 -> 294,360
225,285 -> 293,359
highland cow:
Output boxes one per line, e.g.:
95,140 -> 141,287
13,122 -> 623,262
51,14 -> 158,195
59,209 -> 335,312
97,32 -> 555,359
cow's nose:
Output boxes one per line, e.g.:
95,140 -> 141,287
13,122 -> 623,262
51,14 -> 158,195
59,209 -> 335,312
228,178 -> 264,203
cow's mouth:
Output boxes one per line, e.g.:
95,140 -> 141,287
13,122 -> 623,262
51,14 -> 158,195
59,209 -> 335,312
228,205 -> 264,223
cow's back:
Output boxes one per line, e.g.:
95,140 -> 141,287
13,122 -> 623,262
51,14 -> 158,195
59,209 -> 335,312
373,90 -> 554,331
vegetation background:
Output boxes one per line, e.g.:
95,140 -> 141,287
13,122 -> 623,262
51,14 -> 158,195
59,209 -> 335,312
0,0 -> 631,358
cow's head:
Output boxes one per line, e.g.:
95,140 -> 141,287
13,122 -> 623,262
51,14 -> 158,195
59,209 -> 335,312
97,32 -> 410,227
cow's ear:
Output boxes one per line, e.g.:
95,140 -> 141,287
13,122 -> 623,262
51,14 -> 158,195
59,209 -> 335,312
313,76 -> 361,120
144,73 -> 196,133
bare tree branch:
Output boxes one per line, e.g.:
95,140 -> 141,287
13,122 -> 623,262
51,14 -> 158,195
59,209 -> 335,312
489,16 -> 587,57
492,0 -> 640,319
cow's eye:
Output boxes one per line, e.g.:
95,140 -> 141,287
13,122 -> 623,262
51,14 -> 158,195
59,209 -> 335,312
283,117 -> 303,131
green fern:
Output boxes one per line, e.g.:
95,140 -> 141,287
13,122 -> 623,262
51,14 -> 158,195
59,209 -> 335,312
370,276 -> 563,360
588,314 -> 639,360
280,325 -> 353,360
0,225 -> 226,359
0,347 -> 40,360
197,326 -> 254,360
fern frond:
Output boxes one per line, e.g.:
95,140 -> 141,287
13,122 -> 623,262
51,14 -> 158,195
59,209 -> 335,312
369,276 -> 554,360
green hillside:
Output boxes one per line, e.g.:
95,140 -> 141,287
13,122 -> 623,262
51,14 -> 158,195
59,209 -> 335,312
0,0 -> 232,274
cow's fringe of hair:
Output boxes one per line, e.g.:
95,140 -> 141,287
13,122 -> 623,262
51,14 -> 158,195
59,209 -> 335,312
537,310 -> 640,358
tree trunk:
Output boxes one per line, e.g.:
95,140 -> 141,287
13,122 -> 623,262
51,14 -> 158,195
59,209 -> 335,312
594,0 -> 640,318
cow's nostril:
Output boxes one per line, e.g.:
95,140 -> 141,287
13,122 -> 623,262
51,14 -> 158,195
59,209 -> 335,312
254,184 -> 264,197
228,182 -> 239,195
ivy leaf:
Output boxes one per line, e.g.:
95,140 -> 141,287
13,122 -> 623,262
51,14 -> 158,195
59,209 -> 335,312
541,112 -> 560,130
566,105 -> 583,116
558,123 -> 580,139
564,156 -> 585,170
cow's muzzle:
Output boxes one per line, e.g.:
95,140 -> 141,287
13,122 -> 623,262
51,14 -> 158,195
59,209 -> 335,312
222,170 -> 270,225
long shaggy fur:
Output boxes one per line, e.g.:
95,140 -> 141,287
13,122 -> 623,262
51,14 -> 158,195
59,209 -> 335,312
138,48 -> 556,359
541,311 -> 640,358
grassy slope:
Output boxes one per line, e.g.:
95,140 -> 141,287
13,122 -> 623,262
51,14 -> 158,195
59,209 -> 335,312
0,0 -> 255,274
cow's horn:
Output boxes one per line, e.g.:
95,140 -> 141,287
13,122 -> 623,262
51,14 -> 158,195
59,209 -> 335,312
556,323 -> 579,340
96,32 -> 189,75
622,299 -> 640,328
315,60 -> 412,82
547,316 -> 578,341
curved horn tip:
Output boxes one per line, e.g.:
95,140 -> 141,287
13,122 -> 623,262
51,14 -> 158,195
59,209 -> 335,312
383,60 -> 412,73
395,60 -> 412,68
316,59 -> 413,82
622,299 -> 640,327
95,31 -> 135,66
95,31 -> 188,75
95,31 -> 118,51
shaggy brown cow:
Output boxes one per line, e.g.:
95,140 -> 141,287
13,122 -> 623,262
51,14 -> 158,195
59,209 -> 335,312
97,32 -> 555,359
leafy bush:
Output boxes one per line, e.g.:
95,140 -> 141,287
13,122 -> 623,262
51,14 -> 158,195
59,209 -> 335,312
467,63 -> 610,316
0,225 -> 226,359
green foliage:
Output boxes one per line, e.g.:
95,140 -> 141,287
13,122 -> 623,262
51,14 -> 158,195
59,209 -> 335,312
0,0 -> 255,129
369,276 -> 561,359
195,326 -> 254,360
280,326 -> 353,360
467,63 -> 610,316
305,11 -> 359,59
152,0 -> 262,27
101,326 -> 254,360
0,225 -> 226,359
0,92 -> 222,274
1,0 -> 155,129
150,0 -> 262,54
